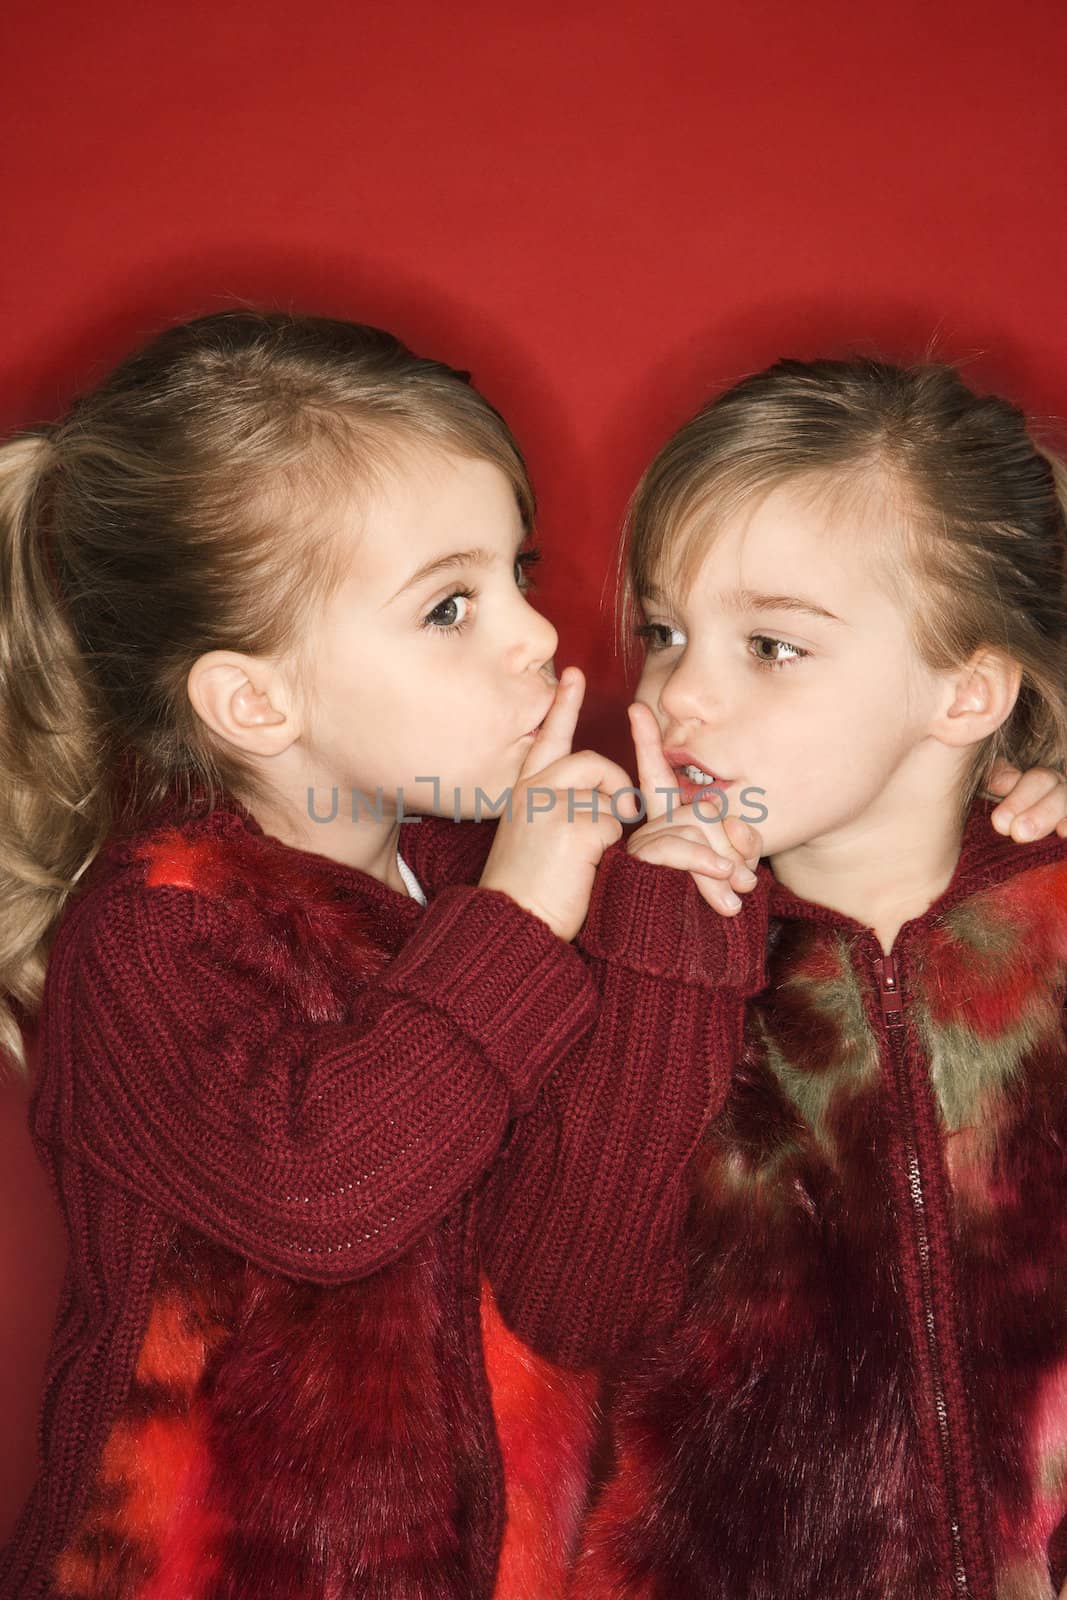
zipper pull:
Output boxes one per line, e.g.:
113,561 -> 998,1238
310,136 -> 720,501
876,951 -> 905,1029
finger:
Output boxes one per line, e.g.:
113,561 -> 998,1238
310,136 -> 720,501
691,872 -> 746,916
988,767 -> 1061,836
643,815 -> 760,889
630,831 -> 736,873
985,761 -> 1021,796
527,752 -> 642,820
628,702 -> 681,822
725,859 -> 760,892
519,666 -> 584,778
630,833 -> 738,881
994,775 -> 1067,841
721,812 -> 764,869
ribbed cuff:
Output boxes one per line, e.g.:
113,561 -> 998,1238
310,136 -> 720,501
578,840 -> 772,993
377,882 -> 598,1110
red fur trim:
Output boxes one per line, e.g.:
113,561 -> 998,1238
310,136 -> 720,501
203,1238 -> 476,1599
53,1241 -> 233,1599
919,859 -> 1067,1035
480,1278 -> 597,1600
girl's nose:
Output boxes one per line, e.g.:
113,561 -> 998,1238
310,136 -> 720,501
515,596 -> 559,674
659,654 -> 719,727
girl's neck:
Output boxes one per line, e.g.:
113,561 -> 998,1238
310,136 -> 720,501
769,797 -> 965,956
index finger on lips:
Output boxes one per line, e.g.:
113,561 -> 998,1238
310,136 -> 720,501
518,666 -> 584,779
629,701 -> 679,822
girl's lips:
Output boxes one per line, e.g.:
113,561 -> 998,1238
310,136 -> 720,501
663,748 -> 734,789
663,746 -> 729,776
673,769 -> 735,807
661,750 -> 736,808
520,696 -> 557,740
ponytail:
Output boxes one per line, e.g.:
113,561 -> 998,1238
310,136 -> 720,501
0,432 -> 111,1075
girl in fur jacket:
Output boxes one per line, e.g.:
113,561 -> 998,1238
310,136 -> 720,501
531,356 -> 1067,1600
0,308 -> 784,1600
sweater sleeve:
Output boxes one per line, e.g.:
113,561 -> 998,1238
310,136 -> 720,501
41,879 -> 597,1282
479,840 -> 772,1367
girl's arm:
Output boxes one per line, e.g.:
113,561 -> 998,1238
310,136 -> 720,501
479,839 -> 772,1368
38,877 -> 598,1282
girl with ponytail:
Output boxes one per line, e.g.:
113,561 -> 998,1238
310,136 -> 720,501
0,308 -> 655,1600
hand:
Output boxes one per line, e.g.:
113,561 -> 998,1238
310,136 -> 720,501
625,701 -> 763,917
479,667 -> 640,942
986,760 -> 1067,841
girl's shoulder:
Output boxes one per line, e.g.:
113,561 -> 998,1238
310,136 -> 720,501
82,802 -> 327,904
53,804 -> 390,1003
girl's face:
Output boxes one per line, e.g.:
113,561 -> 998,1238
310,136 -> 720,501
634,478 -> 961,861
297,446 -> 559,816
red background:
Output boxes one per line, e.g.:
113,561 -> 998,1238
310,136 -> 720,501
2,0 -> 1066,1537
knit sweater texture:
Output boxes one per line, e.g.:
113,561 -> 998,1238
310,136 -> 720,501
571,796 -> 1067,1600
1,794 -> 771,1600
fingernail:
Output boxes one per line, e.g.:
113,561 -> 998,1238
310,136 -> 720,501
992,808 -> 1013,833
1015,817 -> 1035,839
723,891 -> 742,910
736,867 -> 758,888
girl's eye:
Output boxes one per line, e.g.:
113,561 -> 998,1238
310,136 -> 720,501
633,621 -> 686,652
750,634 -> 808,670
422,588 -> 476,634
514,546 -> 542,591
421,546 -> 542,638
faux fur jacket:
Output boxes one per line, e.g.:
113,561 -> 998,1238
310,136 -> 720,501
3,794 -> 772,1600
1,798 -> 601,1600
573,797 -> 1067,1600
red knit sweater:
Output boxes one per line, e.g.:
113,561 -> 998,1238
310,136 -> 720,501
1,796 -> 771,1600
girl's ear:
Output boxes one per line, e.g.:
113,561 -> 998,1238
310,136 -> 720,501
933,648 -> 1022,750
186,651 -> 298,756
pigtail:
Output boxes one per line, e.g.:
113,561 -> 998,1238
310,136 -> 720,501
0,432 -> 111,1074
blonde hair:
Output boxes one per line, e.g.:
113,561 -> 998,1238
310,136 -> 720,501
619,355 -> 1067,828
0,309 -> 534,1072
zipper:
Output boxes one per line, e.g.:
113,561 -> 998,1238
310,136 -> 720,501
875,950 -> 970,1596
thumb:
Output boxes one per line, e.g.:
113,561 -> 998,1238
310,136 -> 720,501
722,811 -> 764,869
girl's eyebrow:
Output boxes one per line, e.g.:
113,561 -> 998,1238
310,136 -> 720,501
388,531 -> 528,605
641,584 -> 844,625
730,588 -> 845,625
